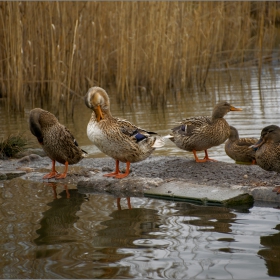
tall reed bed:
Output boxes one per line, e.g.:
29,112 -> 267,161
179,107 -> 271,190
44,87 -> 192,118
0,1 -> 279,112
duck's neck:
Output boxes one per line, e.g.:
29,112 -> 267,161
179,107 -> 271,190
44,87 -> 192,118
211,110 -> 225,120
229,133 -> 239,141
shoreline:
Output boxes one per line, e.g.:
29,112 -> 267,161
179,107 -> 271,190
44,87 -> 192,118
1,152 -> 280,205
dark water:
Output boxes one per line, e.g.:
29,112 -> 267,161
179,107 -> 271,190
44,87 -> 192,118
1,67 -> 280,278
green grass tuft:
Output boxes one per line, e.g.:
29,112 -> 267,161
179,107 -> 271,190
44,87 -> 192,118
0,134 -> 27,159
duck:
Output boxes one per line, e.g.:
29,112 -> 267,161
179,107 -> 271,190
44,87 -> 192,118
225,126 -> 258,164
166,101 -> 242,162
29,108 -> 87,179
250,125 -> 280,194
84,86 -> 164,179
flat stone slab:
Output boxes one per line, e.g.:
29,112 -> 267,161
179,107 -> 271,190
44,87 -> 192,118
144,181 -> 254,206
1,155 -> 280,204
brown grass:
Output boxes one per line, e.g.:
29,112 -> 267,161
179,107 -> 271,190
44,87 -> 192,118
0,1 -> 279,112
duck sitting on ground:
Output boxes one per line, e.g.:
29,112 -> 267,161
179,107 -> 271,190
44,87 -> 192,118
84,86 -> 164,179
251,125 -> 280,171
29,108 -> 87,179
250,125 -> 280,194
165,101 -> 242,162
225,126 -> 258,164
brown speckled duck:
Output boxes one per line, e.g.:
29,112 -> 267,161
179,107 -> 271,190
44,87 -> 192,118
225,126 -> 257,164
166,101 -> 242,162
29,108 -> 87,179
251,125 -> 280,172
251,125 -> 280,194
84,86 -> 164,179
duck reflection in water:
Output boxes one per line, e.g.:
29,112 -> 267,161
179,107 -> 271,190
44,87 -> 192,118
46,182 -> 70,199
93,199 -> 160,249
34,183 -> 87,246
258,223 -> 280,277
117,197 -> 132,210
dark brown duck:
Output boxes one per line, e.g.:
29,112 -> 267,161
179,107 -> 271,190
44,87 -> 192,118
29,108 -> 87,179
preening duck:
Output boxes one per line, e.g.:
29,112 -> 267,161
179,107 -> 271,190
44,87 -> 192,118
84,86 -> 164,178
166,101 -> 242,162
29,108 -> 87,179
225,126 -> 257,164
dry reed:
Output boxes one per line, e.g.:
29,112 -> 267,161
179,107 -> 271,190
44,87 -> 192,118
0,1 -> 279,112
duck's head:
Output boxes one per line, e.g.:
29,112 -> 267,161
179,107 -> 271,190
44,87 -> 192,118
228,125 -> 239,141
250,125 -> 280,150
212,101 -> 242,119
84,87 -> 110,122
29,108 -> 58,143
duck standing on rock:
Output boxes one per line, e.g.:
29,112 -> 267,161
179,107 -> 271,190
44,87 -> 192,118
84,86 -> 164,179
165,101 -> 242,162
250,125 -> 280,194
225,126 -> 258,164
29,108 -> 87,179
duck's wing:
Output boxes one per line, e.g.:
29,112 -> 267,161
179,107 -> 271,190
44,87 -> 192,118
171,116 -> 211,136
235,137 -> 258,148
181,116 -> 212,127
116,118 -> 157,142
63,126 -> 88,154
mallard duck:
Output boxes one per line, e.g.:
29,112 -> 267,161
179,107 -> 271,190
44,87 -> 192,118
166,101 -> 242,162
84,86 -> 164,179
29,108 -> 87,179
251,125 -> 280,194
225,126 -> 257,164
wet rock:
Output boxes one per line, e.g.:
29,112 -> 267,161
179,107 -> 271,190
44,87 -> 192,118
15,148 -> 46,158
18,154 -> 42,164
77,174 -> 164,197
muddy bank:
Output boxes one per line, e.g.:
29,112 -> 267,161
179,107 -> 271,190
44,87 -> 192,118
1,151 -> 280,203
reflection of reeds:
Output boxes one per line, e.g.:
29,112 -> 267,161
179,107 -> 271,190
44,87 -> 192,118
0,2 -> 279,111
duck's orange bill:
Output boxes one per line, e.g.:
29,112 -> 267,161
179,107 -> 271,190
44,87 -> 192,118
96,105 -> 104,122
230,106 -> 243,111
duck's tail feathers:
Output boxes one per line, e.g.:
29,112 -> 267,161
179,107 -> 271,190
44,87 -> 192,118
163,134 -> 174,140
152,137 -> 165,148
82,149 -> 89,157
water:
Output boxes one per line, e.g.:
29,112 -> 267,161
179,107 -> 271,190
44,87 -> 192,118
1,67 -> 280,279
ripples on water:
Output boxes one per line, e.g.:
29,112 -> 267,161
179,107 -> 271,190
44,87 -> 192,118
1,179 -> 280,279
1,67 -> 280,278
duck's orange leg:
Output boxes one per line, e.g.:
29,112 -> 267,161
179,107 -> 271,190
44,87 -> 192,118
43,160 -> 58,179
273,186 -> 280,195
203,150 -> 217,162
192,150 -> 207,163
55,161 -> 68,179
104,160 -> 121,177
114,162 -> 130,179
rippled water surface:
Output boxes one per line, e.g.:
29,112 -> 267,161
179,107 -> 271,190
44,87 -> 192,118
1,180 -> 280,279
1,67 -> 280,279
